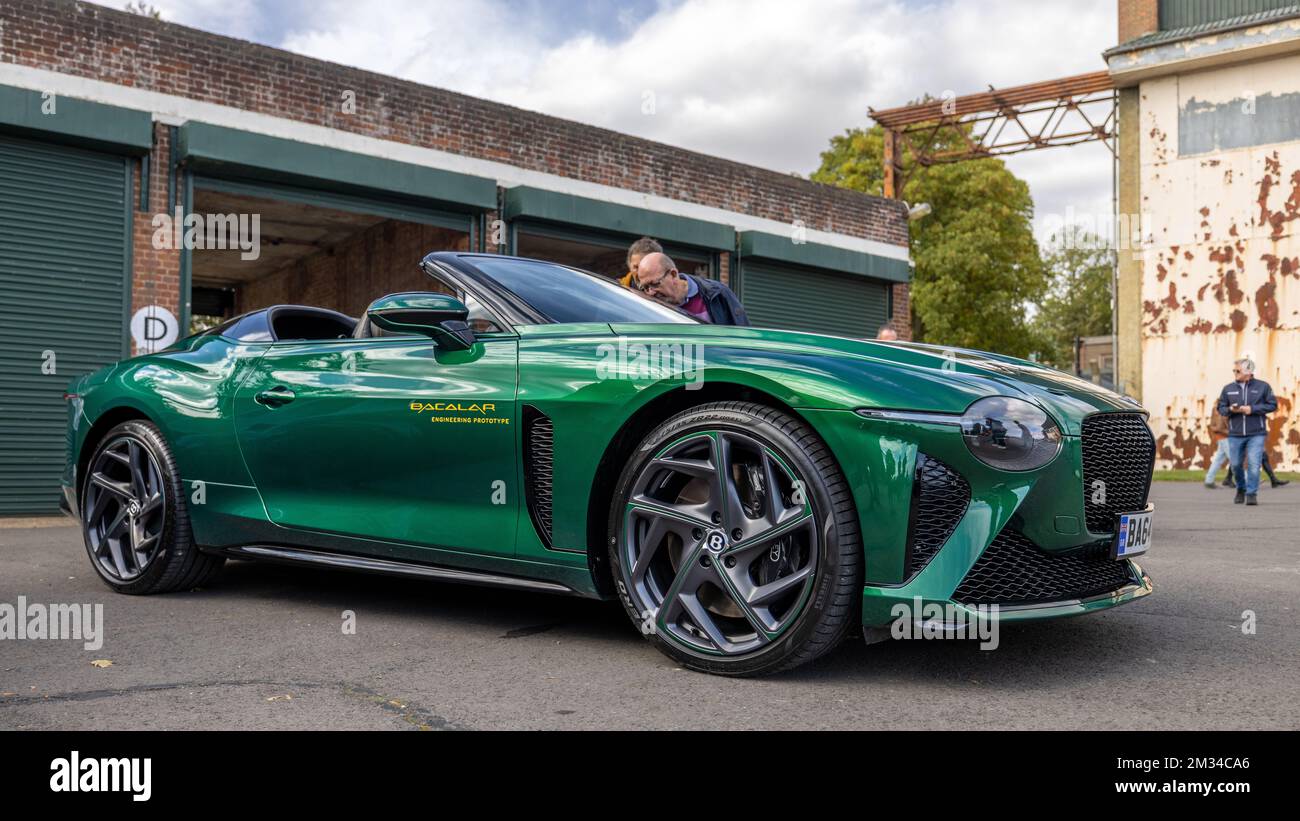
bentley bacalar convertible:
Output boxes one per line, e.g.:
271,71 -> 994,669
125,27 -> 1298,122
63,252 -> 1155,676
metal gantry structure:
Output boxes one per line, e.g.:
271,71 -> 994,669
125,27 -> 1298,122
869,71 -> 1117,198
869,70 -> 1121,389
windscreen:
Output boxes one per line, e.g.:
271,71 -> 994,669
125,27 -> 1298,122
464,256 -> 698,325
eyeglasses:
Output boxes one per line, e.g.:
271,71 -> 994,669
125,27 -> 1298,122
636,271 -> 673,293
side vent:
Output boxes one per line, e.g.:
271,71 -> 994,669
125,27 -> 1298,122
904,454 -> 971,578
522,406 -> 554,548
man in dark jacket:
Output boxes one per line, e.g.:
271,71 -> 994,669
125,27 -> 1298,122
636,252 -> 749,326
1215,357 -> 1278,505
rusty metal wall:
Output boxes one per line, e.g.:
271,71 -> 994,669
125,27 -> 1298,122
1139,55 -> 1300,471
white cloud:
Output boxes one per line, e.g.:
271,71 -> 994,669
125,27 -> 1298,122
279,0 -> 547,97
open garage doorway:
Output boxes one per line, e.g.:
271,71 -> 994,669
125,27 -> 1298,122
188,179 -> 475,333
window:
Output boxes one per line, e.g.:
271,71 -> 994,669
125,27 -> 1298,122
514,229 -> 713,282
423,268 -> 506,334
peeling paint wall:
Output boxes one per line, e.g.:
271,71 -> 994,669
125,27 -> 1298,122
1139,52 -> 1300,470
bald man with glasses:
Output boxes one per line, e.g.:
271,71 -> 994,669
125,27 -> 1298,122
635,252 -> 749,326
1216,357 -> 1278,506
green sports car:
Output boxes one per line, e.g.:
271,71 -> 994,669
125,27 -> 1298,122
62,252 -> 1155,676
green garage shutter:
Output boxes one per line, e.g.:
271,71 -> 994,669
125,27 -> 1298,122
0,135 -> 130,515
739,260 -> 889,338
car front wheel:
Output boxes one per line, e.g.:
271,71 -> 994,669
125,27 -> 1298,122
80,420 -> 224,594
608,401 -> 862,676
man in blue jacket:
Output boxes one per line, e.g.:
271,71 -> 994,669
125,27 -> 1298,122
1216,357 -> 1278,505
636,252 -> 750,326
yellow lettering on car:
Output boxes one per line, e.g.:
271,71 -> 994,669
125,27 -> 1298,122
409,402 -> 498,415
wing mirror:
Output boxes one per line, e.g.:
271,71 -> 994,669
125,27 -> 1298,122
366,292 -> 477,351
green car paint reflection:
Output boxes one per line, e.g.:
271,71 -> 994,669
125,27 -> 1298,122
233,335 -> 519,556
62,253 -> 1154,671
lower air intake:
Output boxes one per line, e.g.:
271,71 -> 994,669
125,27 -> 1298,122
905,454 -> 970,577
952,529 -> 1133,606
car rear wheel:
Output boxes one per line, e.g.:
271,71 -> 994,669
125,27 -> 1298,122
608,401 -> 861,676
81,420 -> 224,594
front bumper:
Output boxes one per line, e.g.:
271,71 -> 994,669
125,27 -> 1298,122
862,559 -> 1153,629
799,407 -> 1156,630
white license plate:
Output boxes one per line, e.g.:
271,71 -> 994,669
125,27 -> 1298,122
1114,509 -> 1153,558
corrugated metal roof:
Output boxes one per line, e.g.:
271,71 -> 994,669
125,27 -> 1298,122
1105,3 -> 1300,56
1161,0 -> 1299,29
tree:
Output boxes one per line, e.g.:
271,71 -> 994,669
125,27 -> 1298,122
812,122 -> 1046,358
1031,231 -> 1114,371
124,2 -> 162,19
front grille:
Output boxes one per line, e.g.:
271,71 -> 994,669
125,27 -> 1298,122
1080,413 -> 1155,533
905,454 -> 970,577
953,529 -> 1133,606
522,407 -> 554,547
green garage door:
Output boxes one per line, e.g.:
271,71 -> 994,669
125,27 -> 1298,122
739,260 -> 889,338
0,135 -> 130,515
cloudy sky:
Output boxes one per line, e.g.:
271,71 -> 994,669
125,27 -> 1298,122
98,0 -> 1118,240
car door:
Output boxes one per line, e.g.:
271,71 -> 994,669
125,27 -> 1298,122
233,313 -> 520,558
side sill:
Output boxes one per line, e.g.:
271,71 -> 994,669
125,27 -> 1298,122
215,544 -> 580,596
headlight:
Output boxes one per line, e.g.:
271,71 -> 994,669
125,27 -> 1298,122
960,397 -> 1061,471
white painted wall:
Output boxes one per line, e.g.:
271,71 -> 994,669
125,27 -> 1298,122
1139,53 -> 1300,470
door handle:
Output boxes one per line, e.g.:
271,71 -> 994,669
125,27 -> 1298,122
254,386 -> 296,407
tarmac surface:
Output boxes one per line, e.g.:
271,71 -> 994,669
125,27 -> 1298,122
1,481 -> 1296,730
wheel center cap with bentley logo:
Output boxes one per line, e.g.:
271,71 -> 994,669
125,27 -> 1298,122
704,529 -> 728,553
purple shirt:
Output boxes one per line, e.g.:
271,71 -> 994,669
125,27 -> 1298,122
679,276 -> 711,322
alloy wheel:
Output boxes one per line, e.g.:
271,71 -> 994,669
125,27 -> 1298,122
620,430 -> 819,656
83,435 -> 167,582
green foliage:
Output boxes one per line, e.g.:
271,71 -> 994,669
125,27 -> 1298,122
124,2 -> 162,19
812,122 -> 1047,357
1031,232 -> 1114,370
189,314 -> 224,335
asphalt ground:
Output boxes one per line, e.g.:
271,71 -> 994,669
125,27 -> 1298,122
1,481 -> 1296,730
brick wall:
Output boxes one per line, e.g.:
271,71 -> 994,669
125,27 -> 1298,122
129,123 -> 180,354
1118,0 -> 1159,42
889,282 -> 911,341
0,0 -> 910,249
1,0 -> 912,337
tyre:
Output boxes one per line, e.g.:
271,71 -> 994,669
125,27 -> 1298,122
80,420 -> 224,594
607,401 -> 861,676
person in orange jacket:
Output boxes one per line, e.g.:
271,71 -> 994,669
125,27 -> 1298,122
619,237 -> 663,290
